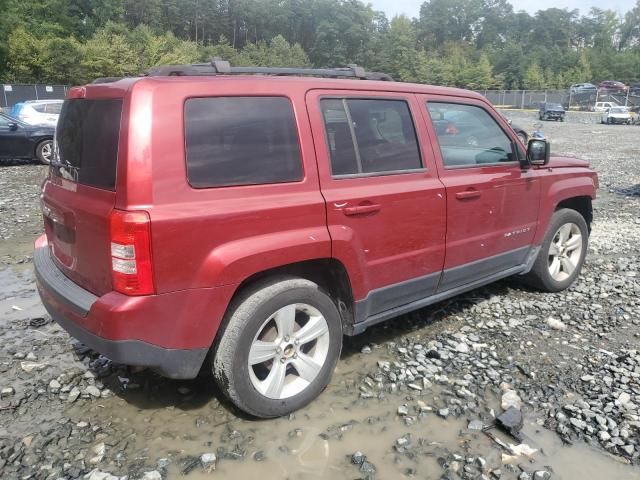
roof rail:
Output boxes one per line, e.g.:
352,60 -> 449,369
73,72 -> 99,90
144,60 -> 394,81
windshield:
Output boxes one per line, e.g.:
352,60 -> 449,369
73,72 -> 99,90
546,104 -> 563,109
610,108 -> 627,113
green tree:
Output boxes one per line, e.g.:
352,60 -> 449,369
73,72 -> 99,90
523,63 -> 545,89
418,0 -> 482,48
238,35 -> 310,67
81,23 -> 138,80
6,28 -> 47,82
375,16 -> 427,83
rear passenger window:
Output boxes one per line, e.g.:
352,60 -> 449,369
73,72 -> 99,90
427,103 -> 515,168
185,97 -> 303,188
320,98 -> 422,176
46,103 -> 62,114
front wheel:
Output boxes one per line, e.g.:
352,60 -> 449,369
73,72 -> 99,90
212,277 -> 342,418
35,139 -> 53,165
523,209 -> 588,292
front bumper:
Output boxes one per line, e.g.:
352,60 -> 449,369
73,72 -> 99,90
34,244 -> 234,379
608,117 -> 631,124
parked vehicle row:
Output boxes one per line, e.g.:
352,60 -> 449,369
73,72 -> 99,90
570,81 -> 640,95
34,62 -> 598,418
10,100 -> 63,128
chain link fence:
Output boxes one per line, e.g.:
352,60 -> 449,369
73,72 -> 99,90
1,84 -> 70,109
475,89 -> 639,111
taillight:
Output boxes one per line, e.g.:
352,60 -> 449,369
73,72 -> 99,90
109,210 -> 155,296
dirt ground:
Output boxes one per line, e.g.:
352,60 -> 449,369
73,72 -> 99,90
0,113 -> 639,480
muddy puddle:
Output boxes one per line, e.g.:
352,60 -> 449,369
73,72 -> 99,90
61,344 -> 640,480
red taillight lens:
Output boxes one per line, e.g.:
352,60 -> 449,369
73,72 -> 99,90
109,210 -> 155,296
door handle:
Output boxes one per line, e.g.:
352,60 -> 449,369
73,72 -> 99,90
343,204 -> 381,216
456,190 -> 481,200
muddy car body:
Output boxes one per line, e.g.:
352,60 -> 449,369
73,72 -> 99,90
34,63 -> 598,417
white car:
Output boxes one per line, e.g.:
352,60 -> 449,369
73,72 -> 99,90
601,107 -> 633,125
593,101 -> 616,112
10,100 -> 63,127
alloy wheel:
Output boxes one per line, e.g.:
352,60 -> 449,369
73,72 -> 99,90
41,142 -> 53,163
248,303 -> 330,400
548,222 -> 583,282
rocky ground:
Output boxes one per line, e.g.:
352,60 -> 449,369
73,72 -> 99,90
0,114 -> 639,480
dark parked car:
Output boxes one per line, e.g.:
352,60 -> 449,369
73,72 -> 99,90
597,81 -> 628,93
539,103 -> 565,122
0,112 -> 54,164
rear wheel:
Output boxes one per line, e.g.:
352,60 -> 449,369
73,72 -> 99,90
35,139 -> 53,165
212,277 -> 342,418
523,209 -> 588,292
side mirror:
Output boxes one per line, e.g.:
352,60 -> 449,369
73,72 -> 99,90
7,122 -> 18,131
527,139 -> 550,166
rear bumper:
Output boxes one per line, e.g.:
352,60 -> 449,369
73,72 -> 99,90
34,242 -> 236,379
43,304 -> 208,379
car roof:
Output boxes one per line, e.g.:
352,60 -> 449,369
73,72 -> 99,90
23,99 -> 64,104
75,75 -> 487,102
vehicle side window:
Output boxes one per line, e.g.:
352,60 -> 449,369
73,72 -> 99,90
184,97 -> 303,188
46,103 -> 62,114
320,98 -> 422,176
33,104 -> 47,113
427,102 -> 516,168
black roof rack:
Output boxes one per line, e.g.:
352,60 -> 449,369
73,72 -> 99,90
144,60 -> 394,81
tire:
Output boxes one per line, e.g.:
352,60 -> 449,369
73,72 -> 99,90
35,139 -> 53,165
523,208 -> 589,292
517,132 -> 528,145
212,276 -> 342,418
560,117 -> 564,122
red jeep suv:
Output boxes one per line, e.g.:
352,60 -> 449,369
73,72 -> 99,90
35,62 -> 598,418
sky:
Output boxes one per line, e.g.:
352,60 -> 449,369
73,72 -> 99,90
370,0 -> 636,20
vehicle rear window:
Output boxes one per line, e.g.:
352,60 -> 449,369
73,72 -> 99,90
185,97 -> 303,188
53,99 -> 122,190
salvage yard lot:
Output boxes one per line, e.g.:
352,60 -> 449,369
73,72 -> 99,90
1,113 -> 639,479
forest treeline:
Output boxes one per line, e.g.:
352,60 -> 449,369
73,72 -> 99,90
0,0 -> 639,89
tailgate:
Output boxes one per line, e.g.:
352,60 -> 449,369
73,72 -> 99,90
42,181 -> 115,296
42,97 -> 123,296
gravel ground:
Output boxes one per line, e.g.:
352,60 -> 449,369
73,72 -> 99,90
0,113 -> 639,480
